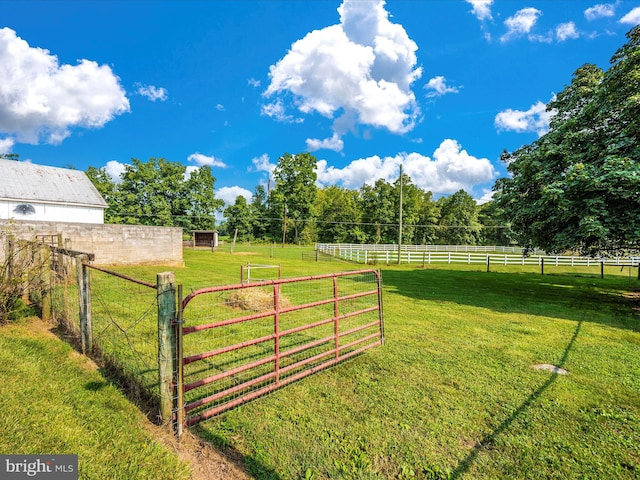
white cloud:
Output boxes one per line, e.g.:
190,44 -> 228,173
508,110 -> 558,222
264,0 -> 421,146
466,0 -> 493,22
261,99 -> 303,123
494,100 -> 555,137
0,137 -> 15,154
620,7 -> 640,25
187,152 -> 227,168
425,76 -> 461,98
475,189 -> 494,205
0,27 -> 129,145
306,133 -> 345,152
248,78 -> 261,88
104,160 -> 126,183
136,84 -> 168,102
216,103 -> 225,111
585,3 -> 615,21
500,8 -> 543,42
556,22 -> 580,41
250,153 -> 275,174
316,139 -> 496,195
216,186 -> 253,206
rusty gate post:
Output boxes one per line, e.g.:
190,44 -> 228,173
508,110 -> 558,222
157,272 -> 176,424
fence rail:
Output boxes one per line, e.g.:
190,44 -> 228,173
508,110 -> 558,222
317,244 -> 640,268
316,243 -> 543,254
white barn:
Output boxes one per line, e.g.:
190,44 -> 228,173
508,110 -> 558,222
0,159 -> 108,224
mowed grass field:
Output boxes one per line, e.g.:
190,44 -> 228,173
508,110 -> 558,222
3,245 -> 638,479
120,246 -> 640,479
0,318 -> 191,480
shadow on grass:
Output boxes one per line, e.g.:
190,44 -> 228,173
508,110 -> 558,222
50,323 -> 163,422
193,425 -> 283,480
52,322 -> 277,477
450,320 -> 582,478
381,268 -> 639,331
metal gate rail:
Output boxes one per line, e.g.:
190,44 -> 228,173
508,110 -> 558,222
178,269 -> 384,428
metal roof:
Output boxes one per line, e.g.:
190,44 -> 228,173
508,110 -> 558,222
0,159 -> 108,207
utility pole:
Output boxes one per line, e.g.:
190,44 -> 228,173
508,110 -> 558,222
281,203 -> 287,248
397,164 -> 403,265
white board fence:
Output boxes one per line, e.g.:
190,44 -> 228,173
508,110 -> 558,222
316,243 -> 639,268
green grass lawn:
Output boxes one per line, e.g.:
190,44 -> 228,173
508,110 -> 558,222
39,246 -> 640,479
158,248 -> 638,479
0,318 -> 191,480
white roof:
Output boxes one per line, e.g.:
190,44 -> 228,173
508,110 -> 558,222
0,159 -> 108,208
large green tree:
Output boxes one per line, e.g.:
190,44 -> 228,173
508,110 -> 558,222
250,185 -> 271,240
494,26 -> 640,256
437,190 -> 481,245
86,158 -> 223,229
413,190 -> 441,245
315,185 -> 365,243
184,166 -> 224,230
393,173 -> 422,245
271,152 -> 318,244
477,201 -> 515,246
224,195 -> 253,241
360,179 -> 397,244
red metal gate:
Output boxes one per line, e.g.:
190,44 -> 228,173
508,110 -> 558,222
176,269 -> 384,429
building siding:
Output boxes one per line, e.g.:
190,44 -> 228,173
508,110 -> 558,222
1,200 -> 104,224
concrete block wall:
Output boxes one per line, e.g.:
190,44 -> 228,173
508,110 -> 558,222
0,220 -> 184,266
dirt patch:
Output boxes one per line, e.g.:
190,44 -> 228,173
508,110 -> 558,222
146,425 -> 252,480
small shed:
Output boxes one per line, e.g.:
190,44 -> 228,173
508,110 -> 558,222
192,230 -> 218,248
0,159 -> 108,224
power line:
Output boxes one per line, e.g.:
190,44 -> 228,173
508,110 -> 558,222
105,210 -> 511,229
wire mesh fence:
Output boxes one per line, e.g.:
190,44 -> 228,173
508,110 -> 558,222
87,266 -> 160,405
23,241 -> 385,433
0,235 -> 54,323
179,269 -> 384,427
49,254 -> 79,335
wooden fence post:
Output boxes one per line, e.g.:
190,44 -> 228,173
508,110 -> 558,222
175,284 -> 184,437
6,235 -> 15,285
40,245 -> 51,322
76,254 -> 92,354
541,257 -> 544,276
157,272 -> 177,424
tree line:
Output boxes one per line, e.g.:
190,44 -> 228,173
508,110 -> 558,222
223,153 -> 509,245
81,152 -> 509,246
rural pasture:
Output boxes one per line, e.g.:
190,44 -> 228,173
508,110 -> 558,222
5,245 -> 637,479
119,246 -> 640,479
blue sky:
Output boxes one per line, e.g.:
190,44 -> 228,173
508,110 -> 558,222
1,0 -> 639,208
